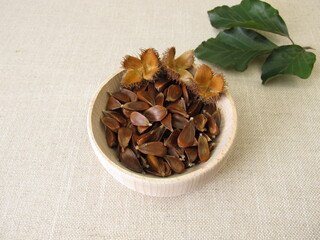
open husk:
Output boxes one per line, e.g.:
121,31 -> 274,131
101,47 -> 224,177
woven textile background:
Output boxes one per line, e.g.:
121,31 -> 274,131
0,0 -> 319,239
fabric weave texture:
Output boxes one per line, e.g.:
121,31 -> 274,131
0,0 -> 319,239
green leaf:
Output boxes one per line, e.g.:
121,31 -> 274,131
208,0 -> 289,37
194,27 -> 277,72
261,45 -> 316,83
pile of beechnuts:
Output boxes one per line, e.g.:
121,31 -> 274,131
101,47 -> 225,177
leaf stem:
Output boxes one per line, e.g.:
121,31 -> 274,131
288,36 -> 295,45
303,46 -> 315,50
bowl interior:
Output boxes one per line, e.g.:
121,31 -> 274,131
89,70 -> 237,180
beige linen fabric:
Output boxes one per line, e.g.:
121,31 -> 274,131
0,0 -> 319,239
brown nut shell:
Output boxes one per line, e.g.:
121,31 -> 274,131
136,125 -> 166,145
167,146 -> 185,160
105,126 -> 117,147
164,155 -> 185,174
209,142 -> 216,151
194,114 -> 207,132
202,103 -> 217,115
146,155 -> 166,176
177,118 -> 195,148
164,162 -> 172,176
121,88 -> 138,102
166,99 -> 189,118
119,148 -> 143,173
103,111 -> 127,125
181,84 -> 190,106
205,113 -> 220,136
136,142 -> 167,157
147,82 -> 158,100
110,92 -> 131,103
144,105 -> 168,122
106,96 -> 122,110
187,100 -> 203,117
122,108 -> 133,118
137,88 -> 155,106
161,113 -> 173,131
122,101 -> 149,111
172,113 -> 188,129
198,134 -> 210,162
212,110 -> 221,127
154,78 -> 171,92
137,125 -> 150,134
101,116 -> 120,132
118,127 -> 133,151
166,84 -> 182,102
155,92 -> 164,106
130,111 -> 152,127
184,147 -> 198,163
164,129 -> 180,147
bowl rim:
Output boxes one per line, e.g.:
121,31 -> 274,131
87,70 -> 237,183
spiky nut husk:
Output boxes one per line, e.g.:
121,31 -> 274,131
102,47 -> 223,177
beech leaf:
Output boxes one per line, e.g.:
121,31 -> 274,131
195,27 -> 277,71
261,45 -> 316,83
208,0 -> 289,37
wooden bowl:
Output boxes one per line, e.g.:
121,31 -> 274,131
87,70 -> 237,197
